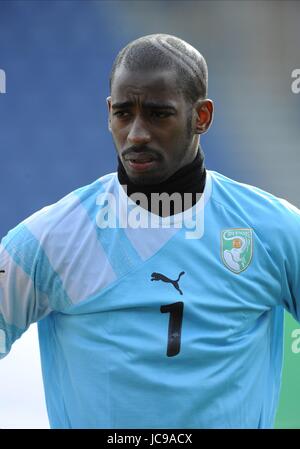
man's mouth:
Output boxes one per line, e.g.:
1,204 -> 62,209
124,153 -> 158,172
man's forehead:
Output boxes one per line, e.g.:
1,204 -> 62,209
111,66 -> 180,97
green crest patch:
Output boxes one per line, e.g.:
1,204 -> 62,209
221,228 -> 253,274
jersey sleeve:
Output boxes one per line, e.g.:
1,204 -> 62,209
278,199 -> 300,323
0,223 -> 52,359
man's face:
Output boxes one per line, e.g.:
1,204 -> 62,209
107,66 -> 199,185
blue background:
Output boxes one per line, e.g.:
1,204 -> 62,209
0,0 -> 299,428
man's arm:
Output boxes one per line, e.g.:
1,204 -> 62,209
0,224 -> 51,358
278,199 -> 300,322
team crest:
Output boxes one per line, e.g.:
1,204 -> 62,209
221,228 -> 253,274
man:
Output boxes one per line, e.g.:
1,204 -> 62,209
0,34 -> 300,429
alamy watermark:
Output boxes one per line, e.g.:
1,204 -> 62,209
0,69 -> 6,94
291,69 -> 300,94
95,185 -> 205,239
291,329 -> 300,354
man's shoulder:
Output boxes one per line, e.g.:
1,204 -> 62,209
209,170 -> 300,229
8,172 -> 117,245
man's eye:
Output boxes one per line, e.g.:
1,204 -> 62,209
113,111 -> 129,118
113,111 -> 173,119
151,111 -> 173,118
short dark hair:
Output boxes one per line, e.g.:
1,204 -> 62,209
110,34 -> 208,104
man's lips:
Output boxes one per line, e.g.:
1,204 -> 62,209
124,152 -> 157,163
123,153 -> 158,172
127,159 -> 157,172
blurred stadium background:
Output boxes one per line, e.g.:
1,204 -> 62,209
0,0 -> 299,428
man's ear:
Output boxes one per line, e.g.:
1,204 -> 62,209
106,96 -> 112,132
194,99 -> 214,134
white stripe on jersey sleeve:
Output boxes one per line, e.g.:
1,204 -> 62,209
25,192 -> 117,304
0,244 -> 51,329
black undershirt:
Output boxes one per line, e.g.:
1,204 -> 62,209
117,147 -> 206,217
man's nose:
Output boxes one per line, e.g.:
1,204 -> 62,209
127,116 -> 151,145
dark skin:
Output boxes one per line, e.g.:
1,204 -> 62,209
107,66 -> 214,185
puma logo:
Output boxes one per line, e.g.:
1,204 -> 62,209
151,271 -> 185,295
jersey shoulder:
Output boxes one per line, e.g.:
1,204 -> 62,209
3,172 -> 117,248
209,170 -> 300,232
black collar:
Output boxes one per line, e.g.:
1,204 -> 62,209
117,147 -> 206,216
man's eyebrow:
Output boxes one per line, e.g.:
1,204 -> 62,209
112,101 -> 177,111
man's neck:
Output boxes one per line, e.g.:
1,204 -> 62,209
117,147 -> 206,217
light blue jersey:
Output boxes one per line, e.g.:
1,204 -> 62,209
1,171 -> 300,428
